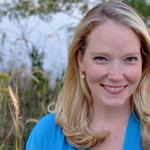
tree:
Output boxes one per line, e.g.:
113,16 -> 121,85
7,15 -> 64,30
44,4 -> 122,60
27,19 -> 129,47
0,0 -> 149,26
123,0 -> 150,27
0,0 -> 88,21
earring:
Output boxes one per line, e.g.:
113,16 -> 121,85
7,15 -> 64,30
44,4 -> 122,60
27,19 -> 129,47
81,73 -> 85,79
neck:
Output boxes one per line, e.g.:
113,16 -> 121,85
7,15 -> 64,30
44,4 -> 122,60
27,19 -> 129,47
90,100 -> 131,130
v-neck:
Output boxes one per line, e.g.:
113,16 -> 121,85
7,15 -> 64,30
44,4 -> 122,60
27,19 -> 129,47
123,112 -> 142,150
86,112 -> 142,150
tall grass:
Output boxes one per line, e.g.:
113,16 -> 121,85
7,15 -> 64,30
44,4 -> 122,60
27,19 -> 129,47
0,68 -> 63,150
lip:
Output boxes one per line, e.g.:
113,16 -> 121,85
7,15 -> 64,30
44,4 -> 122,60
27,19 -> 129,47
101,84 -> 128,95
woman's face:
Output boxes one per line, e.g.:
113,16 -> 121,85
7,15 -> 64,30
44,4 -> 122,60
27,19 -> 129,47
78,20 -> 142,107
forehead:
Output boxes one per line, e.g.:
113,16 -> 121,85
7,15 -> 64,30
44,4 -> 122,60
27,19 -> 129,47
86,20 -> 140,54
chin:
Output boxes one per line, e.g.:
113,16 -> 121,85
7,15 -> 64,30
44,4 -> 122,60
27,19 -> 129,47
100,97 -> 131,108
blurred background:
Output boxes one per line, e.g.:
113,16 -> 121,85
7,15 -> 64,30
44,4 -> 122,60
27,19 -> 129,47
0,0 -> 150,149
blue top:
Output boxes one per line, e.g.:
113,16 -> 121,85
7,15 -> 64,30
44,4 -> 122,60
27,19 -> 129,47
26,112 -> 142,150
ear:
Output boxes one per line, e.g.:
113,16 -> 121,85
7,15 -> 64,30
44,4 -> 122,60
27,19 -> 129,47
77,50 -> 85,72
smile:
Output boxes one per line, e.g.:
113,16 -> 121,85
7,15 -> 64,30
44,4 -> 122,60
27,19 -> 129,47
101,84 -> 128,94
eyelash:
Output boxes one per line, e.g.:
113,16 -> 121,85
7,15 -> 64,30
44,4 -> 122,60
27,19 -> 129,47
93,56 -> 138,64
125,57 -> 138,62
94,56 -> 108,61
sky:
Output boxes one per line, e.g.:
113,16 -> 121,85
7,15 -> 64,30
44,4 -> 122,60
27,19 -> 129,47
0,8 -> 81,84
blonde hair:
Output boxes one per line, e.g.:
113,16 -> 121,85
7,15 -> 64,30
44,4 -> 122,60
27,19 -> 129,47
55,0 -> 150,149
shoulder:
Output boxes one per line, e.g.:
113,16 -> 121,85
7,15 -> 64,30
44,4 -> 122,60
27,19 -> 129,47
26,113 -> 64,150
34,113 -> 56,130
30,113 -> 57,136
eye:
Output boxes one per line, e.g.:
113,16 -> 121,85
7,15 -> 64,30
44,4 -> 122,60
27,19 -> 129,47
125,56 -> 138,63
93,56 -> 109,64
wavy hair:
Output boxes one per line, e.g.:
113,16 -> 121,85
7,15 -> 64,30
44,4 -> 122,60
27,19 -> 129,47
55,0 -> 150,149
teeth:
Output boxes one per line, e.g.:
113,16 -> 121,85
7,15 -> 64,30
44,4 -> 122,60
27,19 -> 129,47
107,86 -> 124,92
103,85 -> 126,94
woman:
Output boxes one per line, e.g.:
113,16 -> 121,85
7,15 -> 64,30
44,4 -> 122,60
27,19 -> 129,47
26,1 -> 150,149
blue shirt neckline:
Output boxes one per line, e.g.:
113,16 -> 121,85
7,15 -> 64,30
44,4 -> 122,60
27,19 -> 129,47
86,112 -> 141,150
123,111 -> 141,149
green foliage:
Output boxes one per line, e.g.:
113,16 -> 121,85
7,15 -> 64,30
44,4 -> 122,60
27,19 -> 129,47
1,0 -> 150,26
0,0 -> 87,20
123,0 -> 150,26
29,46 -> 45,70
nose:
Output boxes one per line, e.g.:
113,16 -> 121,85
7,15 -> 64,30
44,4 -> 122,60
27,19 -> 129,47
107,62 -> 125,81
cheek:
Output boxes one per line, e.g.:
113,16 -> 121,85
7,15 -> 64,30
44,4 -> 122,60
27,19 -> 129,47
125,67 -> 142,83
85,65 -> 107,80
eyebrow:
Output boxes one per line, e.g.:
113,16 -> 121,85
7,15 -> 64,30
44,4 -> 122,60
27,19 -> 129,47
90,51 -> 110,56
90,51 -> 141,56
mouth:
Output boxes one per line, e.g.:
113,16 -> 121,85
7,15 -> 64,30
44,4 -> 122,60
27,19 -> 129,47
101,84 -> 128,95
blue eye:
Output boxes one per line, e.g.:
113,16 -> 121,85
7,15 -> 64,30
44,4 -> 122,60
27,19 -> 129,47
125,57 -> 138,63
125,56 -> 138,64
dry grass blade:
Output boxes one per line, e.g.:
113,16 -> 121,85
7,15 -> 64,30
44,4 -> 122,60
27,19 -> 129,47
8,86 -> 21,150
8,86 -> 19,124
